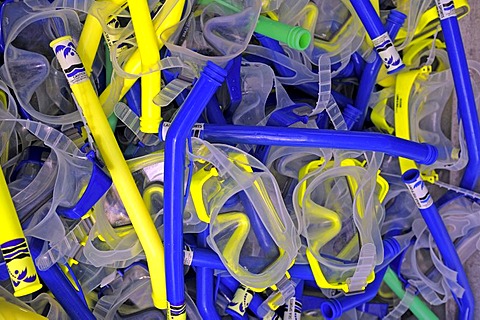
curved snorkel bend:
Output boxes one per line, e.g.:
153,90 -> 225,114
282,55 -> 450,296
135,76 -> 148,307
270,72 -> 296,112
162,61 -> 227,319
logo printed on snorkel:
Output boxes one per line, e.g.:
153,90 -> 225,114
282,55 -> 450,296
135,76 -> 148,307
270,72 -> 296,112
414,180 -> 432,205
227,285 -> 254,315
435,0 -> 456,20
1,239 -> 37,287
405,176 -> 433,209
372,32 -> 403,73
52,38 -> 88,85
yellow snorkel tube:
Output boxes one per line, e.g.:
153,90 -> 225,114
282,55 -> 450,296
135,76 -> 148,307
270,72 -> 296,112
0,297 -> 46,319
98,0 -> 185,118
50,36 -> 167,309
0,167 -> 42,297
77,0 -> 127,76
127,0 -> 161,133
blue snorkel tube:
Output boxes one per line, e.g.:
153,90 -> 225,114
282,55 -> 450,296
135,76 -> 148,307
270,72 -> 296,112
29,238 -> 95,320
162,61 -> 227,317
353,10 -> 407,130
195,230 -> 221,320
198,124 -> 437,166
349,0 -> 405,75
435,1 -> 480,195
402,169 -> 474,320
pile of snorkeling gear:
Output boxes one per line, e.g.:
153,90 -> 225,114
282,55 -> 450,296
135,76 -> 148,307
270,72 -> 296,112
0,0 -> 479,319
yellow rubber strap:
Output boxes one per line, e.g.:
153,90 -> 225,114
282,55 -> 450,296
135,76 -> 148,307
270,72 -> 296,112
190,164 -> 219,223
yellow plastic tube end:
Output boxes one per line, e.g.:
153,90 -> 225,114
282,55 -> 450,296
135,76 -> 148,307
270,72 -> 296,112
139,116 -> 162,134
12,283 -> 43,298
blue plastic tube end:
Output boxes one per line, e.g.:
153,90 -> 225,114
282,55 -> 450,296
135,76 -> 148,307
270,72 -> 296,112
204,61 -> 228,84
401,168 -> 420,184
321,299 -> 342,320
422,143 -> 439,165
387,10 -> 408,27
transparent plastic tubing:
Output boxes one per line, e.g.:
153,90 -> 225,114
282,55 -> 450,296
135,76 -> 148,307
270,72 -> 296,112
29,238 -> 95,320
196,230 -> 221,320
353,10 -> 407,130
438,4 -> 480,193
402,169 -> 474,320
200,125 -> 438,165
163,61 -> 227,316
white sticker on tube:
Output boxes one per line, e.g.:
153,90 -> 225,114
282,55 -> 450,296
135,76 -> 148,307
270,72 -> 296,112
161,121 -> 171,141
168,304 -> 186,319
183,250 -> 193,266
161,121 -> 204,140
51,37 -> 88,85
404,174 -> 433,209
372,32 -> 404,74
285,297 -> 302,320
192,123 -> 204,138
435,0 -> 457,20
